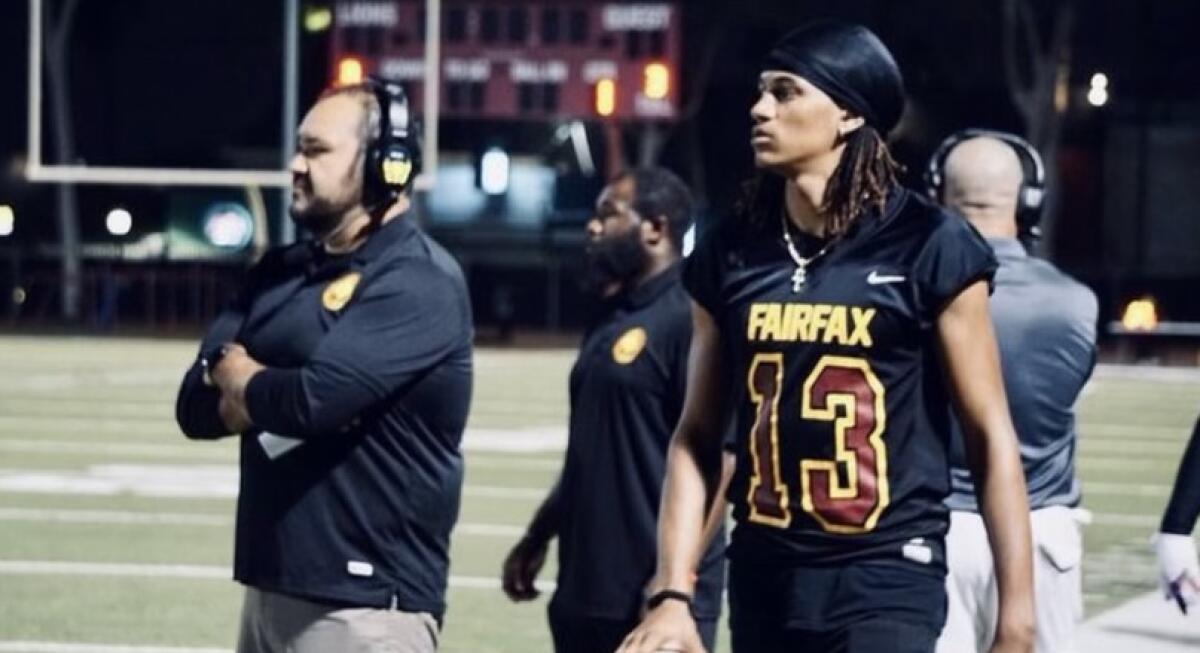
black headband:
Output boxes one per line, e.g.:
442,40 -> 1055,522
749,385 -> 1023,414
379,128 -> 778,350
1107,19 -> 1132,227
763,21 -> 905,134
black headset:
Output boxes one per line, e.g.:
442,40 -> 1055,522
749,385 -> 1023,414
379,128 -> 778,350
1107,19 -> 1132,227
925,128 -> 1046,239
363,76 -> 421,207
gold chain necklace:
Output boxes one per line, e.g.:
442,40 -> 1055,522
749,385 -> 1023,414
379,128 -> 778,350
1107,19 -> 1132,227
780,211 -> 834,292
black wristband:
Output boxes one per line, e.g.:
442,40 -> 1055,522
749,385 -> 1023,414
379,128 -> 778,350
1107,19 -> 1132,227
645,589 -> 692,610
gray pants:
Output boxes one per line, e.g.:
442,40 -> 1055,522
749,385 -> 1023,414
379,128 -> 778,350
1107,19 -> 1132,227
237,586 -> 439,653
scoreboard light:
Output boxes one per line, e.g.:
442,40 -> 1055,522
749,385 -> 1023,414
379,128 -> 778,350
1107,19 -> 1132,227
643,63 -> 670,100
327,2 -> 682,120
304,7 -> 333,33
337,57 -> 365,86
595,78 -> 617,117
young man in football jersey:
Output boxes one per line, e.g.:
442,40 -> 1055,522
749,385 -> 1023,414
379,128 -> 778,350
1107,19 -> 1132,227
502,167 -> 731,653
930,133 -> 1099,653
618,22 -> 1034,653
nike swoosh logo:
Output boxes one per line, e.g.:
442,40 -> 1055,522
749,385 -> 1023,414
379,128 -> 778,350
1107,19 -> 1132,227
867,271 -> 907,285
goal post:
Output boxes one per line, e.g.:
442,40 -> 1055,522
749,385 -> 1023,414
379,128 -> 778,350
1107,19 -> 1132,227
24,0 -> 440,193
24,0 -> 294,189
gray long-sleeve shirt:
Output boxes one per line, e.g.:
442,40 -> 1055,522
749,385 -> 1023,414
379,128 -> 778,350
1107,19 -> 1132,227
947,238 -> 1098,512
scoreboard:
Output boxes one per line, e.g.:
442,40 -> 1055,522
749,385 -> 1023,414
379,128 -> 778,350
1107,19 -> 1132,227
330,1 -> 682,121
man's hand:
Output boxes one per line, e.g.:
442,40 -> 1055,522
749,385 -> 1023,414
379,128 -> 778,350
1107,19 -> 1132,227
616,601 -> 703,653
210,343 -> 263,434
1154,532 -> 1200,614
211,343 -> 265,397
501,534 -> 549,601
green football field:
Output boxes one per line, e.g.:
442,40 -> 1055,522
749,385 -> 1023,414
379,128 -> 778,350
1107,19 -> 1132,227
0,335 -> 1197,652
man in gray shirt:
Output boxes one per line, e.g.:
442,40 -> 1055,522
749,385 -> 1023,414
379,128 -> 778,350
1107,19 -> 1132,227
929,133 -> 1098,653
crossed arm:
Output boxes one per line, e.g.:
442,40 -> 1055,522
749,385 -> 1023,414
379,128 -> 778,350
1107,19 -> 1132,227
175,266 -> 463,440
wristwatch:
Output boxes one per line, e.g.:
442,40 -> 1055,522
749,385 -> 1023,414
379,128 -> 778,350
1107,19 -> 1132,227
645,589 -> 693,610
199,344 -> 229,387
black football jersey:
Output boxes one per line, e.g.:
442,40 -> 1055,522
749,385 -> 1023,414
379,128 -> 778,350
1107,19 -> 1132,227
683,187 -> 996,565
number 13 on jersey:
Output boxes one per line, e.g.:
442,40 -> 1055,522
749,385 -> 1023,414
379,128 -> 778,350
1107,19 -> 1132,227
746,353 -> 890,534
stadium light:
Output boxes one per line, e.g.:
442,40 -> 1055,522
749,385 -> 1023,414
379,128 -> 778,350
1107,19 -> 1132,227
304,7 -> 333,33
0,205 -> 13,237
337,57 -> 365,86
480,147 -> 510,196
595,78 -> 617,117
202,202 -> 254,249
1088,72 -> 1109,107
643,63 -> 670,100
106,208 -> 132,236
1121,297 -> 1158,331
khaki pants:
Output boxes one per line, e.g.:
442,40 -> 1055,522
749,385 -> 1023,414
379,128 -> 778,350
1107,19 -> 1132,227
936,506 -> 1084,653
237,586 -> 439,653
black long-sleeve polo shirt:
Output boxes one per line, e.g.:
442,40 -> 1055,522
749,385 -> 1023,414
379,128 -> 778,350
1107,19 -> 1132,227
175,214 -> 473,618
551,265 -> 726,622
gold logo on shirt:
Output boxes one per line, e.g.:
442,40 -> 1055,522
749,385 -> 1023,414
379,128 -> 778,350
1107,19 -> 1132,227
322,272 -> 362,312
612,327 -> 648,365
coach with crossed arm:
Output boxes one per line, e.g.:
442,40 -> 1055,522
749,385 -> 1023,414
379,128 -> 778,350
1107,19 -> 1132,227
929,131 -> 1098,653
175,78 -> 472,653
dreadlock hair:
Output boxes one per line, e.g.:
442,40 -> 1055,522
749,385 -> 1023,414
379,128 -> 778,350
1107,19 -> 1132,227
737,125 -> 902,239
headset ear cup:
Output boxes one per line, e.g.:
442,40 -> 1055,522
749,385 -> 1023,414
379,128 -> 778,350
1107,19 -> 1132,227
1023,187 -> 1044,212
381,146 -> 414,188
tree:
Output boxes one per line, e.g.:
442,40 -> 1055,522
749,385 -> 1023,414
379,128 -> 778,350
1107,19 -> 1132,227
1001,0 -> 1074,249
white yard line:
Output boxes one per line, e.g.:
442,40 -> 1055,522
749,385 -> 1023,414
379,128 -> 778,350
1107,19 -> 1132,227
1079,423 -> 1195,441
454,523 -> 524,537
0,417 -> 171,435
1078,440 -> 1186,456
0,507 -> 523,538
0,440 -> 234,461
466,455 -> 561,471
462,427 -> 566,453
1082,481 -> 1172,497
0,560 -> 227,579
0,560 -> 548,591
1087,512 -> 1161,528
1080,457 -> 1188,471
0,642 -> 231,653
0,508 -> 229,526
461,485 -> 545,500
0,426 -> 566,457
0,466 -> 547,501
1093,364 -> 1200,383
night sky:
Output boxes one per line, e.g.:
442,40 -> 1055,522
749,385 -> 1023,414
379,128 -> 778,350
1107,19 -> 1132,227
3,1 -> 1199,203
2,0 -> 1199,318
